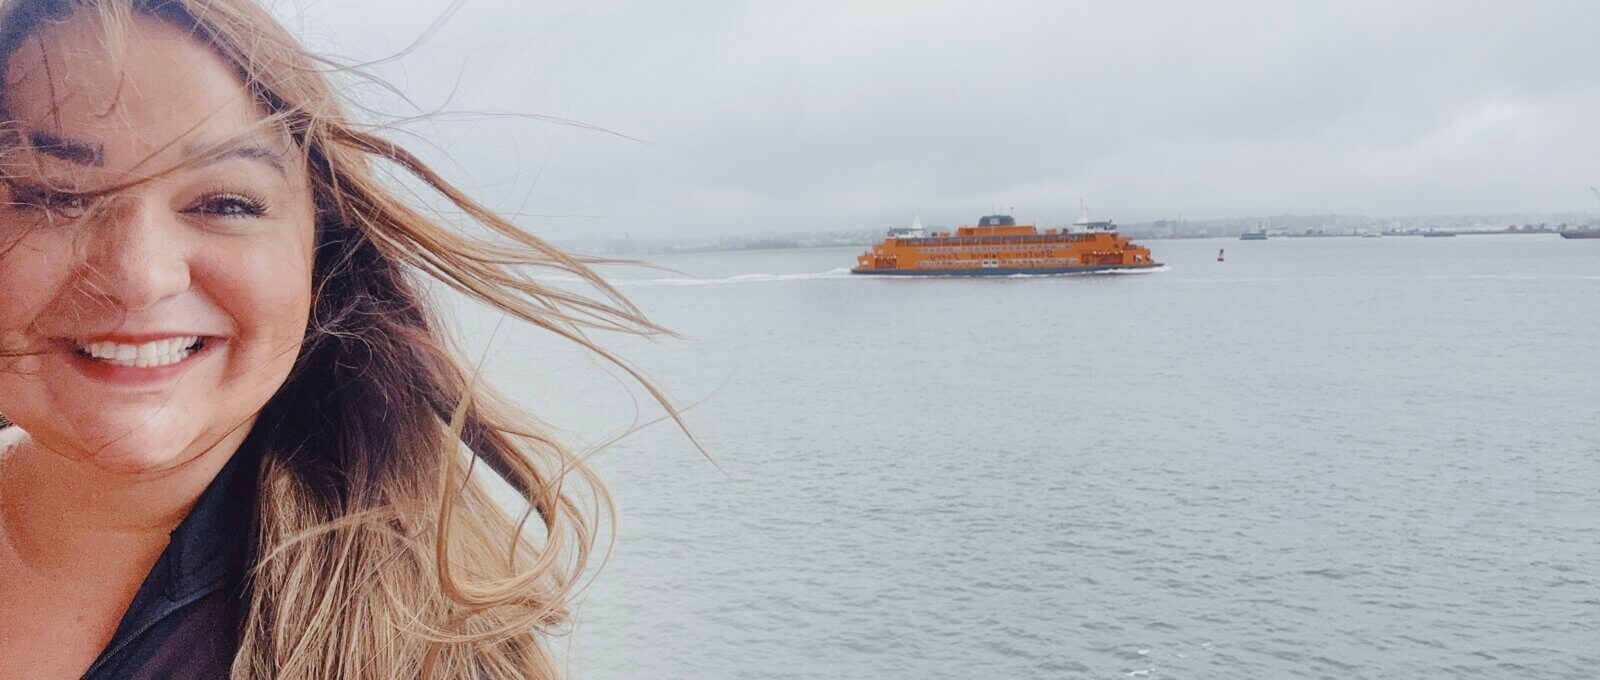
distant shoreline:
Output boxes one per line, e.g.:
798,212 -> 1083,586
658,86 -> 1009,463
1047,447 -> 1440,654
576,224 -> 1587,256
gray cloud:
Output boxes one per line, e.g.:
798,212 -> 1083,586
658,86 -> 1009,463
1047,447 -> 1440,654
280,0 -> 1600,237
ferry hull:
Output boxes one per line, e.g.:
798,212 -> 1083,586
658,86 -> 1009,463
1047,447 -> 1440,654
851,263 -> 1163,276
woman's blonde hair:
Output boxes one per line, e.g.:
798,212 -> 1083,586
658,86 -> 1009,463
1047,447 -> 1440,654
0,0 -> 668,676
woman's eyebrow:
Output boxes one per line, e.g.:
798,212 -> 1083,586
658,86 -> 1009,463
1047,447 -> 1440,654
25,131 -> 104,166
191,144 -> 287,177
3,131 -> 287,177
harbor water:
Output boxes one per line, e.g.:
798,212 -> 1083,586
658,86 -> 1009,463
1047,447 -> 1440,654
455,234 -> 1600,679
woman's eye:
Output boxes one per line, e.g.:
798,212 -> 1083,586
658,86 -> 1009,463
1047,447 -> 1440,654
9,186 -> 88,218
191,193 -> 268,218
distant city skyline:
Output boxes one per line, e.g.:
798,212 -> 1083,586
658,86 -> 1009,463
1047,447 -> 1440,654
557,209 -> 1596,255
286,1 -> 1600,239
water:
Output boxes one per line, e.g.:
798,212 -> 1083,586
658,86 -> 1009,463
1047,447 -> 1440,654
456,235 -> 1600,679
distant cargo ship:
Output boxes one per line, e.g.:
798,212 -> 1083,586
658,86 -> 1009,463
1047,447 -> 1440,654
1239,230 -> 1268,240
1423,230 -> 1457,237
852,213 -> 1161,276
1560,230 -> 1600,239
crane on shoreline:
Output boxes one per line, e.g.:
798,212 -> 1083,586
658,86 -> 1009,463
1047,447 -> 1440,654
1563,187 -> 1600,238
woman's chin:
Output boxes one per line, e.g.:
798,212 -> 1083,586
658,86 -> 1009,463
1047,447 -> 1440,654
82,444 -> 193,475
50,415 -> 211,475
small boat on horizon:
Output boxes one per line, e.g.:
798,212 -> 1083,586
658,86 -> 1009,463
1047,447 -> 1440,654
1423,230 -> 1457,238
1239,230 -> 1267,241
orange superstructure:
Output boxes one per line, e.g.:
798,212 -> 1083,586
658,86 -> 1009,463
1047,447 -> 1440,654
851,214 -> 1161,276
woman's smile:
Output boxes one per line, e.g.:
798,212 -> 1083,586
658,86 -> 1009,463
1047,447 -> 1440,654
56,334 -> 221,387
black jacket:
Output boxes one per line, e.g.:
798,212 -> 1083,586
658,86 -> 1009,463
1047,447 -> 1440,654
80,434 -> 262,679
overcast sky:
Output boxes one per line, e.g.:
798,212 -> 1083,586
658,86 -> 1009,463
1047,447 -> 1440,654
278,0 -> 1600,237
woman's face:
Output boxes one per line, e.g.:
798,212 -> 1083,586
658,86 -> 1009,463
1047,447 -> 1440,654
0,14 -> 315,472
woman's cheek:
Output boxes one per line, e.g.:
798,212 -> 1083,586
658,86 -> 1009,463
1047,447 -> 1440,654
0,235 -> 70,335
197,231 -> 313,353
0,241 -> 62,408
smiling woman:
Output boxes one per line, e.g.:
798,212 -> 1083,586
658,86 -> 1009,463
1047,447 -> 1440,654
0,0 -> 659,678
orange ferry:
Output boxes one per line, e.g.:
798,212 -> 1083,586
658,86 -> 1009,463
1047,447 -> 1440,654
852,213 -> 1161,276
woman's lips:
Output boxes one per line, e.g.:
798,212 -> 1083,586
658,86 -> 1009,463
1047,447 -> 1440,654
65,335 -> 221,387
76,336 -> 203,368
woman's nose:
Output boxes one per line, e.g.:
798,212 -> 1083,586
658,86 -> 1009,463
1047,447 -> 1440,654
82,198 -> 191,311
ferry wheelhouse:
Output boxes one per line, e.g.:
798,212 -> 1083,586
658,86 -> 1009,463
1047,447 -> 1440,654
851,213 -> 1161,276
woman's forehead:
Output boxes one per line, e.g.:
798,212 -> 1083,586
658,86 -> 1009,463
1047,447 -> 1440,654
1,11 -> 277,172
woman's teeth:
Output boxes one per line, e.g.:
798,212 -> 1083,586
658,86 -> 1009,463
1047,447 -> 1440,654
77,336 -> 204,368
